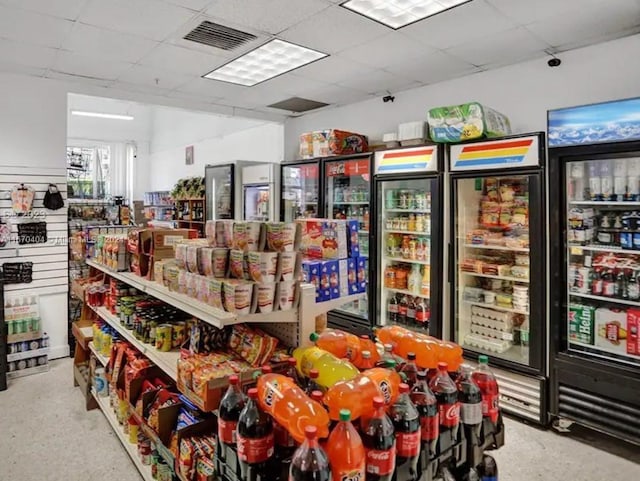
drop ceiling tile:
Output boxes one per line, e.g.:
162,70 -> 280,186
204,0 -> 330,34
176,77 -> 249,99
0,39 -> 59,70
0,5 -> 74,48
0,61 -> 47,77
446,27 -> 549,67
139,43 -> 226,76
291,55 -> 376,84
384,50 -> 479,85
109,81 -> 174,97
279,5 -> 389,54
525,1 -> 640,49
46,70 -> 114,87
301,83 -> 373,106
338,32 -> 437,67
163,0 -> 213,12
79,0 -> 197,41
62,23 -> 158,63
53,51 -> 133,81
165,89 -> 222,102
117,65 -> 196,91
486,0 -> 607,25
336,69 -> 420,95
0,0 -> 88,20
258,73 -> 334,96
402,0 -> 516,49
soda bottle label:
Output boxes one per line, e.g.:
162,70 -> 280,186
237,433 -> 274,463
439,402 -> 460,428
366,448 -> 396,475
419,414 -> 439,441
377,379 -> 393,404
396,431 -> 420,457
336,464 -> 365,481
218,418 -> 238,445
481,394 -> 500,421
460,402 -> 482,425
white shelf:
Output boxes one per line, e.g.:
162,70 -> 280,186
7,347 -> 49,363
89,341 -> 109,367
386,286 -> 430,299
93,391 -> 155,481
567,244 -> 639,255
463,244 -> 529,253
387,257 -> 431,266
307,292 -> 367,319
385,229 -> 430,236
332,200 -> 370,205
358,230 -> 370,234
91,305 -> 179,381
463,300 -> 529,316
569,200 -> 640,206
386,208 -> 431,214
462,271 -> 529,283
569,291 -> 640,307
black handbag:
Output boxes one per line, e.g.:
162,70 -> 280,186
43,184 -> 64,210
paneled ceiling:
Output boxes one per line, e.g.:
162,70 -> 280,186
0,0 -> 639,119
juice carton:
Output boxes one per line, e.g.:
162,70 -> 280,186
626,308 -> 640,356
568,303 -> 595,345
595,307 -> 627,356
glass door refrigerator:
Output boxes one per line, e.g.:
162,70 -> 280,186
205,163 -> 234,220
449,133 -> 547,424
373,145 -> 443,338
323,153 -> 373,330
548,98 -> 640,444
280,159 -> 321,222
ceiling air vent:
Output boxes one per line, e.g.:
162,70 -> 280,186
183,21 -> 257,51
268,97 -> 329,113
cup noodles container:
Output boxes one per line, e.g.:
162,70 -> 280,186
322,260 -> 340,299
312,130 -> 331,158
205,220 -> 216,246
279,280 -> 296,311
247,251 -> 279,283
265,222 -> 300,252
279,251 -> 298,281
256,283 -> 276,313
223,280 -> 254,315
356,257 -> 367,293
232,222 -> 264,252
568,304 -> 595,345
215,221 -> 234,248
595,307 -> 627,356
626,308 -> 640,356
209,279 -> 224,310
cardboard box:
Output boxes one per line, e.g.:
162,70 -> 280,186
318,260 -> 333,301
347,219 -> 360,258
594,307 -> 627,356
298,219 -> 350,260
568,303 -> 595,345
626,309 -> 640,356
301,259 -> 323,302
140,228 -> 193,256
324,260 -> 340,299
356,256 -> 368,293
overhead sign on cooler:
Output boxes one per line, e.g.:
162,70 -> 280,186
375,146 -> 438,174
450,136 -> 540,171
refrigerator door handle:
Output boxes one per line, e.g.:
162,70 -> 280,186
448,241 -> 454,283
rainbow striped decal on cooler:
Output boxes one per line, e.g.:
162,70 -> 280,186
376,146 -> 436,174
450,136 -> 539,171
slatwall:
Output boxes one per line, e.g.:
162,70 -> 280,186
0,166 -> 68,296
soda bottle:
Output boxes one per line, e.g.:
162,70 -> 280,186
388,383 -> 420,481
237,388 -> 274,480
477,454 -> 498,481
406,296 -> 417,326
361,397 -> 396,481
289,425 -> 332,481
218,374 -> 246,458
324,367 -> 402,421
256,374 -> 331,443
306,369 -> 323,395
356,335 -> 381,368
310,329 -> 360,361
456,365 -> 483,438
438,341 -> 464,373
292,346 -> 360,390
471,355 -> 500,426
400,352 -> 419,387
360,350 -> 377,370
388,294 -> 399,324
398,295 -> 408,325
287,357 -> 306,389
326,409 -> 366,481
410,370 -> 439,454
377,344 -> 403,368
375,326 -> 441,369
429,362 -> 460,440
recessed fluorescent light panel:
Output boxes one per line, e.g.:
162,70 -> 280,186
71,110 -> 134,120
203,39 -> 328,86
342,0 -> 471,29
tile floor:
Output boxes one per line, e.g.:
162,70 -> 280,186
0,358 -> 638,480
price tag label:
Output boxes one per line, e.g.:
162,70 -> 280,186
570,246 -> 584,256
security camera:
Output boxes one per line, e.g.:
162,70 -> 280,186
383,95 -> 395,103
548,57 -> 561,67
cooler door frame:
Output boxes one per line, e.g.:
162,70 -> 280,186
279,158 -> 323,221
205,163 -> 235,221
448,168 -> 546,377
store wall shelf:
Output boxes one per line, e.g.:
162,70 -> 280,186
88,341 -> 108,367
463,300 -> 529,316
385,229 -> 431,236
305,292 -> 366,319
90,304 -> 179,380
387,257 -> 431,266
569,200 -> 640,206
6,347 -> 49,363
385,208 -> 431,214
569,291 -> 640,307
463,244 -> 530,253
93,391 -> 155,481
462,272 -> 529,283
567,244 -> 639,255
386,286 -> 430,299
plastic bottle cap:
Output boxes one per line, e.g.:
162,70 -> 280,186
417,370 -> 427,379
311,391 -> 324,403
288,357 -> 297,366
407,352 -> 416,360
385,360 -> 397,369
384,344 -> 393,352
362,350 -> 371,359
399,383 -> 409,394
339,409 -> 352,422
248,388 -> 258,399
360,335 -> 369,340
372,396 -> 385,408
304,425 -> 318,439
261,365 -> 273,374
309,333 -> 319,342
229,375 -> 239,385
438,361 -> 448,371
309,369 -> 319,379
478,355 -> 489,364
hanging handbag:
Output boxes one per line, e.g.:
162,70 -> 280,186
43,184 -> 64,210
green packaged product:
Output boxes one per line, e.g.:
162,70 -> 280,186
568,303 -> 595,345
427,102 -> 511,143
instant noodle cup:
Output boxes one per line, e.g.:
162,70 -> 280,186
175,243 -> 188,269
205,220 -> 216,246
229,250 -> 246,279
186,246 -> 201,273
265,222 -> 299,252
278,280 -> 296,311
186,272 -> 198,298
200,247 -> 215,277
247,251 -> 279,283
257,283 -> 276,313
209,279 -> 223,310
215,220 -> 234,248
212,248 -> 229,277
178,269 -> 189,295
246,222 -> 263,251
232,222 -> 250,251
279,252 -> 297,281
223,280 -> 254,315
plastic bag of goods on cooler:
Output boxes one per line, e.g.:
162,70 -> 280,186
427,102 -> 511,143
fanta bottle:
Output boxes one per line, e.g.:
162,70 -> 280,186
310,330 -> 381,369
326,409 -> 365,481
256,373 -> 331,443
438,340 -> 463,372
323,367 -> 402,421
395,334 -> 439,370
293,345 -> 359,390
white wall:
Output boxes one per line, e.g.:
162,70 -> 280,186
0,73 -> 69,360
284,34 -> 640,159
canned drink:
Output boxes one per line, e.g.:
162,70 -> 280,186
26,358 -> 37,368
8,362 -> 15,372
576,267 -> 591,293
155,324 -> 173,352
37,356 -> 47,365
172,322 -> 186,349
21,341 -> 30,352
29,340 -> 39,350
8,343 -> 17,354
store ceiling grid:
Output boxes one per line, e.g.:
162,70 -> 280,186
0,0 -> 639,119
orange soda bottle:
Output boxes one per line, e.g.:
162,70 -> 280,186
256,373 -> 331,443
395,334 -> 439,370
438,340 -> 463,372
323,367 -> 402,421
292,345 -> 359,390
326,409 -> 366,481
310,330 -> 381,369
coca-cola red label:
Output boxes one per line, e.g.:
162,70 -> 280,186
482,394 -> 499,421
335,465 -> 365,481
218,418 -> 237,445
388,304 -> 398,313
396,431 -> 420,457
420,414 -> 439,441
274,423 -> 295,447
438,402 -> 460,428
366,448 -> 396,475
460,402 -> 482,425
237,433 -> 274,463
399,305 -> 407,316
